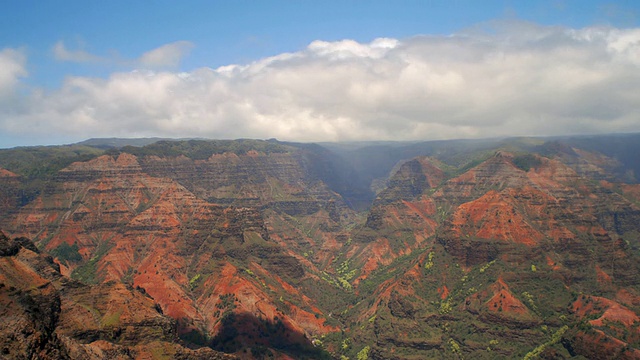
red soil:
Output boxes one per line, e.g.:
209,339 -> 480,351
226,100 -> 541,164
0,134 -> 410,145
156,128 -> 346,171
465,277 -> 537,323
615,289 -> 640,308
356,238 -> 395,283
438,286 -> 450,300
621,184 -> 640,203
595,265 -> 613,285
573,295 -> 640,328
0,168 -> 19,177
545,255 -> 561,271
451,190 -> 543,246
485,279 -> 529,315
416,157 -> 446,188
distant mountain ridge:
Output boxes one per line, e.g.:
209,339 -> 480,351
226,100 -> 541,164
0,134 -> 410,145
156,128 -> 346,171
77,137 -> 194,149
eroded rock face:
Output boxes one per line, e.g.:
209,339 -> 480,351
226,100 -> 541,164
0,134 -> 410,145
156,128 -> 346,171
564,293 -> 640,359
349,157 -> 444,281
464,277 -> 540,327
432,153 -> 640,275
0,231 -> 233,359
138,150 -> 351,217
136,149 -> 356,268
0,148 -> 342,358
0,232 -> 63,359
0,167 -> 21,220
2,138 -> 640,359
342,150 -> 640,359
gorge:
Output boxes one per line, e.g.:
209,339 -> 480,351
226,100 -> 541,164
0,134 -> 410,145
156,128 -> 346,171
1,134 -> 639,359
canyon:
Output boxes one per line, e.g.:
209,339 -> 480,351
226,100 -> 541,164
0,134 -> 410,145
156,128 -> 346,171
0,135 -> 639,359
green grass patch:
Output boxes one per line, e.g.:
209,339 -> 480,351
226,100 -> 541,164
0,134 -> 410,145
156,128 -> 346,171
115,139 -> 292,160
50,242 -> 82,264
513,154 -> 542,172
101,309 -> 123,327
71,240 -> 113,284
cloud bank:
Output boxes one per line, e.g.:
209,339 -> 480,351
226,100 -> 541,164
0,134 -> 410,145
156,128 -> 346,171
2,21 -> 640,146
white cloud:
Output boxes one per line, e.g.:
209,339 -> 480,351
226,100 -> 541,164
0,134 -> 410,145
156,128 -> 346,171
139,41 -> 194,68
0,48 -> 27,97
307,38 -> 398,60
2,21 -> 640,146
52,40 -> 194,69
53,41 -> 104,63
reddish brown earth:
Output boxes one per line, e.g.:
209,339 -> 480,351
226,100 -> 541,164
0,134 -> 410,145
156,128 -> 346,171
570,329 -> 640,360
465,277 -> 539,326
572,295 -> 640,333
449,190 -> 544,246
0,148 -> 344,358
1,139 -> 640,359
342,148 -> 640,358
350,157 -> 444,279
621,183 -> 640,203
0,166 -> 20,216
0,167 -> 19,178
0,230 -> 233,359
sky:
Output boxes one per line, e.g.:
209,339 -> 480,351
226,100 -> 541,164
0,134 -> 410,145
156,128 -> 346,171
1,1 -> 640,148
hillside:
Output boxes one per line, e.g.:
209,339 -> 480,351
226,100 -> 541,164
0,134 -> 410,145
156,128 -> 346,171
0,135 -> 639,359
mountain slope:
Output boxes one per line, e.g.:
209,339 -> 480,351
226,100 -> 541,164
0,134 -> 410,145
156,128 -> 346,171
0,230 -> 233,359
0,142 -> 344,358
342,148 -> 640,359
0,135 -> 639,359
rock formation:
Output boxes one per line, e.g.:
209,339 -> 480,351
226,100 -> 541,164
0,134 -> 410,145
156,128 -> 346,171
0,230 -> 233,359
0,136 -> 639,359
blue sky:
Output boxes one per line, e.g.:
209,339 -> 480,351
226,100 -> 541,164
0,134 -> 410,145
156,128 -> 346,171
3,1 -> 636,86
1,1 -> 640,147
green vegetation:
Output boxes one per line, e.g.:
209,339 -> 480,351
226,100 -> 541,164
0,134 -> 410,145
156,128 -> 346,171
189,273 -> 202,290
479,259 -> 496,273
356,346 -> 370,360
321,270 -> 353,291
358,250 -> 424,297
149,346 -> 172,360
101,309 -> 123,327
217,293 -> 237,311
448,338 -> 462,356
447,150 -> 494,176
3,137 -> 640,359
341,338 -> 351,351
71,240 -> 113,284
114,139 -> 291,160
487,339 -> 499,351
513,154 -> 542,171
439,298 -> 453,314
335,259 -> 357,290
521,291 -> 537,312
50,242 -> 82,263
523,325 -> 569,360
298,276 -> 354,318
0,145 -> 103,179
424,251 -> 435,270
0,145 -> 104,205
436,205 -> 451,223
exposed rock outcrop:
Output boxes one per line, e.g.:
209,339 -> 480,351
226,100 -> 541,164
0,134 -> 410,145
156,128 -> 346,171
2,137 -> 640,359
0,147 -> 341,358
0,231 -> 234,359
